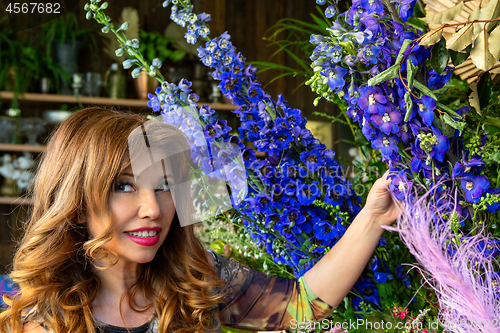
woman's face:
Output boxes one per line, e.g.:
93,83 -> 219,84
86,165 -> 176,265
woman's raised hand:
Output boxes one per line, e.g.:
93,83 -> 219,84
362,171 -> 403,227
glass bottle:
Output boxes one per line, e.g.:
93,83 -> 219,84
105,63 -> 126,99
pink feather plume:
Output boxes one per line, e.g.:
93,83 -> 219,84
384,186 -> 500,333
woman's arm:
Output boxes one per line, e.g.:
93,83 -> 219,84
303,173 -> 402,307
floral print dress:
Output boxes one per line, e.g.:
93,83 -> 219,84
22,251 -> 334,332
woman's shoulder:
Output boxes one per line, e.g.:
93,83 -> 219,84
205,250 -> 215,268
23,322 -> 49,333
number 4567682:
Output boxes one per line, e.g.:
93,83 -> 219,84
6,2 -> 61,14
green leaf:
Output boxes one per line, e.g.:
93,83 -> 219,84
449,49 -> 469,66
443,113 -> 466,135
367,64 -> 399,86
367,39 -> 413,86
404,91 -> 413,122
406,17 -> 426,31
431,37 -> 450,73
477,72 -> 493,110
484,124 -> 500,134
299,258 -> 309,266
378,284 -> 387,300
385,283 -> 394,296
413,80 -> 438,100
485,116 -> 500,128
396,39 -> 413,65
407,58 -> 417,89
434,115 -> 456,137
436,101 -> 462,118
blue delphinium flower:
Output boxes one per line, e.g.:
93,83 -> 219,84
452,159 -> 484,177
358,87 -> 388,115
461,173 -> 490,204
389,169 -> 413,200
415,95 -> 436,126
371,110 -> 402,135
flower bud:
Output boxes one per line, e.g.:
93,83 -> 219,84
101,25 -> 110,34
131,67 -> 144,79
115,48 -> 124,57
84,3 -> 90,10
126,39 -> 139,49
152,58 -> 162,69
117,22 -> 129,32
122,59 -> 136,69
86,11 -> 92,20
148,66 -> 157,77
99,2 -> 108,10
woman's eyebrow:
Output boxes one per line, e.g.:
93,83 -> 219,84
122,172 -> 172,180
121,173 -> 135,178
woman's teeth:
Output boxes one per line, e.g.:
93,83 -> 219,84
126,231 -> 158,238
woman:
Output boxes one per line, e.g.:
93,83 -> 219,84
0,108 -> 401,332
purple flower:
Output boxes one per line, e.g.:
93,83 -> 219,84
428,68 -> 452,90
476,240 -> 500,258
415,95 -> 436,126
460,173 -> 490,204
431,131 -> 449,163
486,186 -> 500,213
325,66 -> 348,93
358,87 -> 388,115
314,220 -> 339,240
397,0 -> 417,22
147,93 -> 161,112
371,110 -> 403,135
389,170 -> 413,200
452,159 -> 484,178
374,271 -> 393,284
360,45 -> 381,64
300,149 -> 324,172
372,132 -> 399,158
297,182 -> 321,205
360,0 -> 384,14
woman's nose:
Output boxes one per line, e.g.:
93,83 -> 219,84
137,190 -> 161,220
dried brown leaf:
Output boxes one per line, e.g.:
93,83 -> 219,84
468,82 -> 481,114
488,25 -> 500,60
471,29 -> 496,71
446,23 -> 475,50
423,1 -> 465,24
420,28 -> 444,46
479,0 -> 500,31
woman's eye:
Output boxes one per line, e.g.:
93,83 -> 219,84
114,182 -> 135,192
156,181 -> 170,192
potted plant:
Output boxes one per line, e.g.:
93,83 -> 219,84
40,13 -> 98,94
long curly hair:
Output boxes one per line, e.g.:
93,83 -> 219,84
0,107 -> 225,332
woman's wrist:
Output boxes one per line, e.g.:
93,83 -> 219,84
356,208 -> 386,237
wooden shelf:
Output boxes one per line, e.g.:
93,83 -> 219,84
0,196 -> 32,205
0,91 -> 238,111
0,143 -> 45,153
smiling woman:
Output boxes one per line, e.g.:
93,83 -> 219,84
0,107 -> 401,333
0,108 -> 224,332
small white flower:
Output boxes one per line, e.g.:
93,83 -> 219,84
2,154 -> 12,164
11,169 -> 22,181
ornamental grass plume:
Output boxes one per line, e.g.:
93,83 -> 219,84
387,184 -> 500,333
